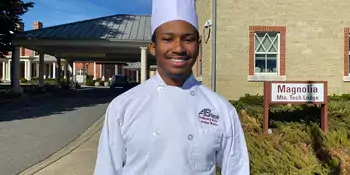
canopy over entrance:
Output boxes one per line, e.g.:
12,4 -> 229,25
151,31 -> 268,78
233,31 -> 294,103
8,14 -> 155,92
12,14 -> 153,62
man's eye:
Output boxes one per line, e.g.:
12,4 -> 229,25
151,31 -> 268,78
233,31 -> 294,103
162,38 -> 172,42
185,38 -> 195,42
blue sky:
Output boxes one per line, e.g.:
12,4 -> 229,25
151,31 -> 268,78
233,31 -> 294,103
21,0 -> 152,30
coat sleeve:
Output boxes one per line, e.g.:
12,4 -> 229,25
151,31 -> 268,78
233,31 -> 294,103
94,102 -> 126,175
216,107 -> 250,175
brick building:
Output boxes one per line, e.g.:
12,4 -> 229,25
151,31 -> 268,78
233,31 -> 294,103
195,0 -> 350,100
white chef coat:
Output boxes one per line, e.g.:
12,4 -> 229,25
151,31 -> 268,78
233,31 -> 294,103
94,72 -> 250,175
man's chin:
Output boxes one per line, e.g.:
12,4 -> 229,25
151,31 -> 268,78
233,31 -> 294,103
165,70 -> 190,80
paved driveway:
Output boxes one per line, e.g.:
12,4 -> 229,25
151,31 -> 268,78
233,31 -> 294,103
0,87 -> 126,175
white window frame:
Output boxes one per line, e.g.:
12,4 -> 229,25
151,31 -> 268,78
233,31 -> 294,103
254,32 -> 280,75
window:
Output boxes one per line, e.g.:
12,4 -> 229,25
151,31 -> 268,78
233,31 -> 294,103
249,26 -> 286,81
33,51 -> 39,56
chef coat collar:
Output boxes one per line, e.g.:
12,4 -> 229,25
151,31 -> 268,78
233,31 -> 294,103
154,71 -> 198,89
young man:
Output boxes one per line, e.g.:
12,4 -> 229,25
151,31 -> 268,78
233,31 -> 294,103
93,0 -> 250,174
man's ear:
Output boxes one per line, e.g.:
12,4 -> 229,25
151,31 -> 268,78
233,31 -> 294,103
149,42 -> 156,56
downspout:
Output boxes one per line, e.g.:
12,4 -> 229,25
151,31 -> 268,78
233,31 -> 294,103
211,0 -> 217,91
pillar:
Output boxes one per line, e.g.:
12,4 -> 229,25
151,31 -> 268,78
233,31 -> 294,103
72,62 -> 76,76
101,64 -> 105,81
11,46 -> 23,93
2,61 -> 6,81
140,47 -> 148,83
48,63 -> 52,78
52,62 -> 56,79
27,60 -> 32,81
56,58 -> 61,85
36,63 -> 39,78
7,61 -> 11,80
64,61 -> 70,81
93,62 -> 96,80
24,61 -> 27,80
115,64 -> 119,75
100,64 -> 102,79
63,61 -> 68,79
68,61 -> 72,81
136,70 -> 140,82
39,53 -> 45,86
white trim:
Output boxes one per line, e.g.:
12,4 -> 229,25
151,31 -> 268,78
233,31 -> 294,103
248,75 -> 286,81
343,76 -> 350,81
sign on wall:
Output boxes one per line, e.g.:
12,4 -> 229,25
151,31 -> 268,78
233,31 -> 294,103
263,81 -> 328,134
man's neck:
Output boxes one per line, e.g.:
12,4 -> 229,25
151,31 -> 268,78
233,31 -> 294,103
157,69 -> 192,87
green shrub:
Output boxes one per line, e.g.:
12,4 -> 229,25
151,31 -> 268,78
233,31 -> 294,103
20,78 -> 28,83
85,79 -> 95,86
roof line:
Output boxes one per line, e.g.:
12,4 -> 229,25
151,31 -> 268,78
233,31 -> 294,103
22,14 -> 151,34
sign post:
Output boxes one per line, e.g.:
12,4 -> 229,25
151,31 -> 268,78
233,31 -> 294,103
263,81 -> 328,134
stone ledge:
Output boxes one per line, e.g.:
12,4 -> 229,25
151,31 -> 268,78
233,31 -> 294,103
343,76 -> 350,82
248,75 -> 287,82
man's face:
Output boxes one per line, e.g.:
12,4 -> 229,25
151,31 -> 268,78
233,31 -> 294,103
149,20 -> 199,79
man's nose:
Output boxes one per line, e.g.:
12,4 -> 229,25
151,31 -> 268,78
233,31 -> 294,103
173,39 -> 186,53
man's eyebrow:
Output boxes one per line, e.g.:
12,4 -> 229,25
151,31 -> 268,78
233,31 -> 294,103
161,32 -> 196,36
161,32 -> 174,36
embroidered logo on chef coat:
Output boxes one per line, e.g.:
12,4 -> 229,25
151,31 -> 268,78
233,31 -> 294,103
198,108 -> 220,126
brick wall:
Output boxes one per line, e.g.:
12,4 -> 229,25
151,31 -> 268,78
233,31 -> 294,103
74,62 -> 109,79
196,0 -> 350,100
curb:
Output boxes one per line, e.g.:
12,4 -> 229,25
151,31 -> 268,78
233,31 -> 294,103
18,114 -> 105,175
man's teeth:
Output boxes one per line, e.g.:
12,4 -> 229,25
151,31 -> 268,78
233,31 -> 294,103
171,59 -> 186,62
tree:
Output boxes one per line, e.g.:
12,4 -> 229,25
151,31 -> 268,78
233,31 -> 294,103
0,0 -> 34,58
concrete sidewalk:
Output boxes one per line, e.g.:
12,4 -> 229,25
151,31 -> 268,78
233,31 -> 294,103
18,116 -> 104,175
34,130 -> 101,175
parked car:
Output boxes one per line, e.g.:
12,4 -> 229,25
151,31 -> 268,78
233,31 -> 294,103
110,74 -> 130,89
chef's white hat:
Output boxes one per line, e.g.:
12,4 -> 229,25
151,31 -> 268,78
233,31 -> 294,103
151,0 -> 198,35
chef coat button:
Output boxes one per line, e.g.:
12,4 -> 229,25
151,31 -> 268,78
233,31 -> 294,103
157,86 -> 163,91
153,131 -> 160,136
190,91 -> 195,96
188,134 -> 193,141
117,119 -> 123,126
